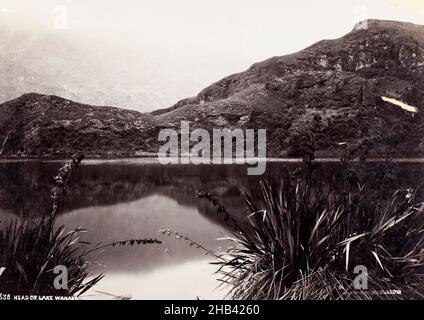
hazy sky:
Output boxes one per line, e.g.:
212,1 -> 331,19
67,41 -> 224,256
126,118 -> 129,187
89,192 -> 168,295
1,0 -> 424,105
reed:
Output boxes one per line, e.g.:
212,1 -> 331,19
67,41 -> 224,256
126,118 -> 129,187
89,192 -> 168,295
0,155 -> 103,296
203,162 -> 424,300
0,155 -> 161,297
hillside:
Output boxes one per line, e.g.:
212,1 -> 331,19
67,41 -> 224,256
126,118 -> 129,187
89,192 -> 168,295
0,93 -> 156,157
1,20 -> 424,158
154,19 -> 424,158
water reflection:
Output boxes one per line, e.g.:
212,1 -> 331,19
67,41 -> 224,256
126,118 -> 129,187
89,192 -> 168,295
1,160 -> 423,299
57,195 -> 231,271
58,194 -> 232,299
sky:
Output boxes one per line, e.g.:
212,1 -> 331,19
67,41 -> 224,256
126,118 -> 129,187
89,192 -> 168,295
1,0 -> 424,107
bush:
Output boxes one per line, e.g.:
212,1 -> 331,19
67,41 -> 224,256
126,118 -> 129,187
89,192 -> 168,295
0,155 -> 104,296
0,216 -> 103,296
0,155 -> 161,297
210,162 -> 424,300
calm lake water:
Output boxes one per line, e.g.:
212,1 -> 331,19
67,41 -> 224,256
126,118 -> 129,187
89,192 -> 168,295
0,159 -> 423,299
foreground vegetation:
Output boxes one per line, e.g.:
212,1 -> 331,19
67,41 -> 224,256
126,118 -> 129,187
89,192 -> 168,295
1,152 -> 422,299
199,159 -> 424,300
0,156 -> 161,297
0,156 -> 104,296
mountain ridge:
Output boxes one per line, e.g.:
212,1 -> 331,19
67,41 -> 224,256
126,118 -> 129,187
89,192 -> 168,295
1,19 -> 424,158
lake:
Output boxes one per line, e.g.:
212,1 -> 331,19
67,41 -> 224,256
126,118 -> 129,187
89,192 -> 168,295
0,159 -> 423,299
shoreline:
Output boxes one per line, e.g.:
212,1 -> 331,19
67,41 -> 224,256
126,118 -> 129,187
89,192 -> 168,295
1,157 -> 424,164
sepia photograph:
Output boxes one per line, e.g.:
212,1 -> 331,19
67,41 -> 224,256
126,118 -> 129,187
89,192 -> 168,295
0,0 -> 423,309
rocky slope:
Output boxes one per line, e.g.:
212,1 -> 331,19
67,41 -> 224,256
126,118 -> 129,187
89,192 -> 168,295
154,20 -> 424,158
0,93 -> 156,157
1,20 -> 424,158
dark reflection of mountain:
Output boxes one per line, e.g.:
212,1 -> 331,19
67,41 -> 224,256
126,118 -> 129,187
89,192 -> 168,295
0,161 -> 248,222
1,160 -> 424,273
55,194 -> 232,274
0,161 -> 424,225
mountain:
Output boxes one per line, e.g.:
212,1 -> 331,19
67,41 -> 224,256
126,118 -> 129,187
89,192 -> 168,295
1,19 -> 424,158
154,19 -> 424,158
0,16 -> 198,112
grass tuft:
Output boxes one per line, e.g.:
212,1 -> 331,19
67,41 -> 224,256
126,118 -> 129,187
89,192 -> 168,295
204,162 -> 424,300
0,155 -> 161,297
0,155 -> 104,296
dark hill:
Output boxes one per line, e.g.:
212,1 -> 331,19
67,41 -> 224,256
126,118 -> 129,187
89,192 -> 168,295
1,20 -> 423,158
0,93 -> 156,157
